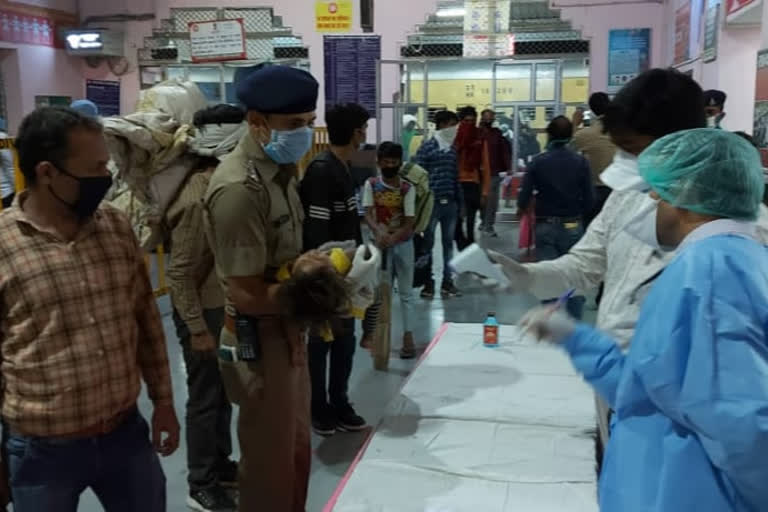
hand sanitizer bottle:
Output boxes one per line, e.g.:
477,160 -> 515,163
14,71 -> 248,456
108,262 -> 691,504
483,312 -> 499,348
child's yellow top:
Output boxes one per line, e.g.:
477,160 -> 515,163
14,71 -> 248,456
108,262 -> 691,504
277,248 -> 361,342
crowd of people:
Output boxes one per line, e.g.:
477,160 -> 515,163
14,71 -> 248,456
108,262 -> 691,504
0,61 -> 765,512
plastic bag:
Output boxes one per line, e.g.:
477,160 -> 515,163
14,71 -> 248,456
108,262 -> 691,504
135,80 -> 208,126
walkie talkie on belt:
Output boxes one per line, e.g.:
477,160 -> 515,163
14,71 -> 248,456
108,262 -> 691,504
234,313 -> 262,362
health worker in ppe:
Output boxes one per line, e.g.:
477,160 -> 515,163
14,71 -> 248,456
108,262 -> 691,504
489,69 -> 768,448
521,128 -> 768,512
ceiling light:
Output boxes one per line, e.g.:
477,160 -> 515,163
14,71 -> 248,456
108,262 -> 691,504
436,7 -> 466,17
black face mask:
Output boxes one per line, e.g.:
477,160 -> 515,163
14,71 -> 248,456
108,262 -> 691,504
381,166 -> 400,179
50,165 -> 113,219
480,120 -> 493,127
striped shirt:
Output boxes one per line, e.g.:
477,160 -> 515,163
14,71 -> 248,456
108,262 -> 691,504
0,192 -> 173,436
413,137 -> 462,202
300,150 -> 362,250
166,170 -> 225,334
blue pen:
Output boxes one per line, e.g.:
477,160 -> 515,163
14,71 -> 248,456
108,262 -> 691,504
554,288 -> 576,309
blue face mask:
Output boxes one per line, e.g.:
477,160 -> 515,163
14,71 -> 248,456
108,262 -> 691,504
263,126 -> 314,164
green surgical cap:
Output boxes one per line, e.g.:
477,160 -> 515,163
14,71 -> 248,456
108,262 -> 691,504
638,128 -> 765,221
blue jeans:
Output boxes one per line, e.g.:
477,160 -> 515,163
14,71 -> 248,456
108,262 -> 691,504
536,221 -> 586,319
389,239 -> 415,332
423,198 -> 459,284
5,410 -> 166,512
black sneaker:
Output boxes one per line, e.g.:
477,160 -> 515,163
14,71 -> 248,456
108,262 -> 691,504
441,281 -> 462,298
187,486 -> 237,512
335,403 -> 367,432
312,406 -> 337,437
420,281 -> 435,299
217,460 -> 238,489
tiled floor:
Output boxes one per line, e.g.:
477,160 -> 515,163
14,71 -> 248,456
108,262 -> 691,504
70,219 -> 592,512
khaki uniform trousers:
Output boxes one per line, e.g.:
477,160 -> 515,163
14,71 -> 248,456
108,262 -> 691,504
219,317 -> 310,512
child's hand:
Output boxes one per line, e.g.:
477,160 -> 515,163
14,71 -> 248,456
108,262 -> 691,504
375,232 -> 391,249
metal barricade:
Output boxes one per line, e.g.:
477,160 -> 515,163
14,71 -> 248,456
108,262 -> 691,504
0,137 -> 170,298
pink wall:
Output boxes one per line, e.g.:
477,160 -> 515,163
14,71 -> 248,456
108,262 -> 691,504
0,0 -> 82,132
554,0 -> 668,93
78,0 -> 440,126
11,0 -> 77,13
707,25 -> 760,131
1,43 -> 84,132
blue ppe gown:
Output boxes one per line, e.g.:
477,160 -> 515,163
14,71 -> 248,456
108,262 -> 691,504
561,233 -> 768,512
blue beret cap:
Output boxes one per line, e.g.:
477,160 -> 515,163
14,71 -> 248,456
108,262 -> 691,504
236,65 -> 318,114
70,99 -> 99,117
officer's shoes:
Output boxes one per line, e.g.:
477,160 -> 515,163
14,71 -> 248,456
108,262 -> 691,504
312,408 -> 337,437
187,485 -> 237,512
336,404 -> 367,432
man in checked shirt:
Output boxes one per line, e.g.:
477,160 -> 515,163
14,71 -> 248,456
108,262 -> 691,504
0,107 -> 179,511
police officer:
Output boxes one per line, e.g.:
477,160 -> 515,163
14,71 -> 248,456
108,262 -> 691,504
204,65 -> 317,512
703,89 -> 727,129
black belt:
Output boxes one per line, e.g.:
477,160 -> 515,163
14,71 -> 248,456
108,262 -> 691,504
536,216 -> 582,224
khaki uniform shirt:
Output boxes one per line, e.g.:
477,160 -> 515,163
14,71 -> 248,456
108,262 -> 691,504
570,118 -> 617,186
204,131 -> 304,316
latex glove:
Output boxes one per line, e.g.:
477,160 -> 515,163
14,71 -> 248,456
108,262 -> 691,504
519,306 -> 576,344
351,286 -> 375,313
486,250 -> 533,291
347,244 -> 381,286
317,240 -> 357,253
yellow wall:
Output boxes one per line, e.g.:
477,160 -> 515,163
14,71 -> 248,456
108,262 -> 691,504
409,77 -> 590,110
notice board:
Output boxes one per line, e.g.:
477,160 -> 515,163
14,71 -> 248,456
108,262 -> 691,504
86,79 -> 120,117
189,19 -> 246,63
607,29 -> 651,93
324,35 -> 380,116
315,0 -> 353,33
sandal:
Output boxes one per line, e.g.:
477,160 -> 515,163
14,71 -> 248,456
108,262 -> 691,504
399,345 -> 416,359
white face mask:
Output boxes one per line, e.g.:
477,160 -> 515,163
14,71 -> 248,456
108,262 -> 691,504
435,125 -> 458,151
600,149 -> 644,191
622,196 -> 675,252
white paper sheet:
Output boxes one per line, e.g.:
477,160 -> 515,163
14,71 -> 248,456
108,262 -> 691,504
328,323 -> 599,512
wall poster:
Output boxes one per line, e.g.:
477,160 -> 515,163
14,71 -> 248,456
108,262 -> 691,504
675,0 -> 692,64
324,35 -> 380,116
702,0 -> 721,62
86,79 -> 120,117
607,29 -> 651,93
753,49 -> 768,169
726,0 -> 759,16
